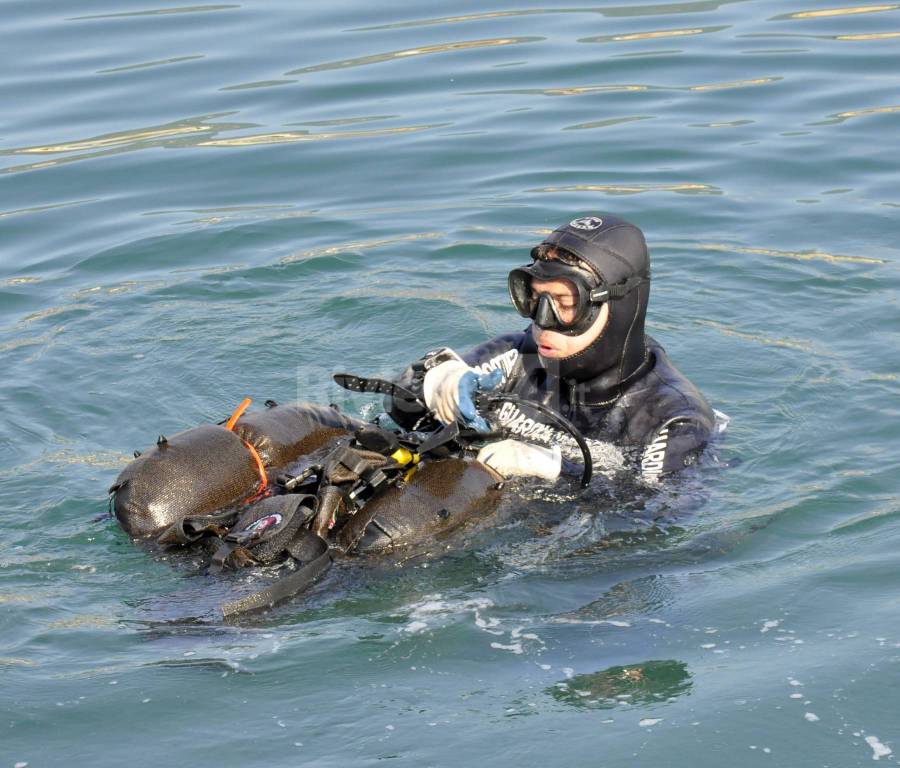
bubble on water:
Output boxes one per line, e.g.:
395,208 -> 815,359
639,718 -> 662,727
761,619 -> 780,633
562,667 -> 574,679
804,712 -> 819,722
789,678 -> 802,686
700,643 -> 716,649
790,693 -> 803,699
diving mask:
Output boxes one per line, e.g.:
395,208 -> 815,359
508,257 -> 647,336
508,260 -> 608,336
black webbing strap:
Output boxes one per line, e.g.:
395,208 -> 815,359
604,275 -> 646,300
220,536 -> 332,618
158,508 -> 241,548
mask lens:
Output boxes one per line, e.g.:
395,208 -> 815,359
508,269 -> 535,318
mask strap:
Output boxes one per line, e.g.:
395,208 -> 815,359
591,275 -> 647,302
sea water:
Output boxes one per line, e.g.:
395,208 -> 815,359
2,1 -> 899,765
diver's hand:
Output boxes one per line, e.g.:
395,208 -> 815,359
423,358 -> 503,432
476,439 -> 562,480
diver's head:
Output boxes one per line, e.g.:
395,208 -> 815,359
508,214 -> 651,384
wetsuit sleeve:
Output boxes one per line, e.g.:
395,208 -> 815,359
384,334 -> 526,429
639,418 -> 710,483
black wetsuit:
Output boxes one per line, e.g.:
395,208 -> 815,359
387,332 -> 715,484
388,214 -> 717,483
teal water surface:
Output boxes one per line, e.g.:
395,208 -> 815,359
2,1 -> 899,766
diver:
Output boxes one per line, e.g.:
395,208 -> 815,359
385,214 -> 716,485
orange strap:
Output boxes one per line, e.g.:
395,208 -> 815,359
225,397 -> 252,431
223,398 -> 267,498
242,439 -> 268,495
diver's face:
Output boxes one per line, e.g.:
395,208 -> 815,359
530,276 -> 609,359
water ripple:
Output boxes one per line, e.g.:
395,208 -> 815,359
286,37 -> 544,75
563,116 -> 655,131
462,84 -> 653,97
348,1 -> 746,31
68,4 -> 240,21
528,183 -> 722,195
196,123 -> 451,147
772,4 -> 899,20
689,76 -> 782,91
693,242 -> 886,265
836,30 -> 900,38
97,55 -> 205,74
809,104 -> 900,126
580,25 -> 729,43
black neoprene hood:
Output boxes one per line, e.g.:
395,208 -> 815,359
531,214 -> 652,388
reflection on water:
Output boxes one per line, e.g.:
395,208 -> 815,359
196,123 -> 449,147
97,55 -> 205,75
810,104 -> 900,126
286,37 -> 544,75
529,183 -> 721,195
547,660 -> 692,709
68,4 -> 240,21
771,4 -> 899,20
693,242 -> 887,265
580,25 -> 728,43
348,0 -> 744,32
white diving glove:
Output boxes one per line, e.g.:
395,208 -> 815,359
423,356 -> 503,432
476,439 -> 562,481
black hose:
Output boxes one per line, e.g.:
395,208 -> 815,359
479,394 -> 593,487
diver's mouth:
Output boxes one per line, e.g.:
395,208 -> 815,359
537,339 -> 560,357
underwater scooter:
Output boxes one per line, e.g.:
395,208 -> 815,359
110,372 -> 593,618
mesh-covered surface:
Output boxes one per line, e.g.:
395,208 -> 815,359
111,424 -> 260,538
345,458 -> 502,553
234,403 -> 359,467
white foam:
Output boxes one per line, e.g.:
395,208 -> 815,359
404,621 -> 428,634
865,736 -> 892,761
804,712 -> 819,722
639,718 -> 662,727
761,619 -> 780,633
490,641 -> 523,655
713,409 -> 730,434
